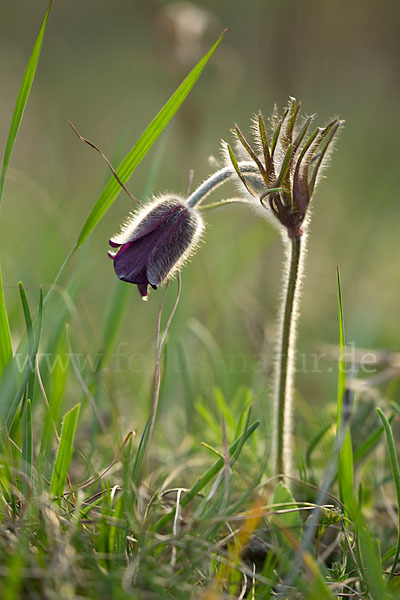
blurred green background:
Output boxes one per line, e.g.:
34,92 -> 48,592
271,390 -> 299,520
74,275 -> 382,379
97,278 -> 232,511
1,0 -> 399,449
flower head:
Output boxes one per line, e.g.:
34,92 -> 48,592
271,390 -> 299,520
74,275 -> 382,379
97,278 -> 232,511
226,97 -> 343,238
108,195 -> 204,299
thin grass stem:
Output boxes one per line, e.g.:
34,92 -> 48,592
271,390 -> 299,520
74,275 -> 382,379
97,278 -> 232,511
142,274 -> 182,472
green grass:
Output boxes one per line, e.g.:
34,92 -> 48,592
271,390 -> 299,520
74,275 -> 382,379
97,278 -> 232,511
1,4 -> 400,599
0,2 -> 52,205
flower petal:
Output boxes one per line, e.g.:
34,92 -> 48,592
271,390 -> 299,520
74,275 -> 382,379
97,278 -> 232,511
147,208 -> 201,285
112,241 -> 149,284
137,283 -> 148,300
111,198 -> 184,246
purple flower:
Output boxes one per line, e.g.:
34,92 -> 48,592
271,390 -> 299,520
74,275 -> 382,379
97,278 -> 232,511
108,195 -> 204,300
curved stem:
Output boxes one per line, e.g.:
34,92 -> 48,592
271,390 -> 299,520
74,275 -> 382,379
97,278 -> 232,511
274,235 -> 304,478
186,162 -> 258,208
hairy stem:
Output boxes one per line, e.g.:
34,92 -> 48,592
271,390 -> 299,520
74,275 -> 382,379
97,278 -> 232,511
186,162 -> 258,208
274,235 -> 304,478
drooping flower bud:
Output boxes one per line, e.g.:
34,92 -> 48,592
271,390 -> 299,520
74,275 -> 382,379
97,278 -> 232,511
108,195 -> 204,299
226,98 -> 343,238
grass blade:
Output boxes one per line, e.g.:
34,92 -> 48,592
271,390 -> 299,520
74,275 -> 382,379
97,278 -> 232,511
22,399 -> 32,499
0,266 -> 12,376
131,418 -> 149,483
376,407 -> 400,580
305,423 -> 332,466
336,267 -> 354,509
155,419 -> 260,532
356,518 -> 388,599
18,282 -> 35,401
0,2 -> 51,392
272,481 -> 303,546
38,329 -> 69,475
49,403 -> 81,503
340,427 -> 354,511
75,30 -> 226,249
0,2 -> 52,204
5,288 -> 43,428
354,413 -> 394,463
18,283 -> 33,350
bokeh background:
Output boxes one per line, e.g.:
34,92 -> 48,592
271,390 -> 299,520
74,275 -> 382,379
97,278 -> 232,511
1,0 -> 399,454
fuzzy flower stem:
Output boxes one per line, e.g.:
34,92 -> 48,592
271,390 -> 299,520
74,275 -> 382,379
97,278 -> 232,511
186,162 -> 257,208
274,234 -> 304,478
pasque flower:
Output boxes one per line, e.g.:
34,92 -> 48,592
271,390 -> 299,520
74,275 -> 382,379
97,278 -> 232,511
226,97 -> 343,238
223,98 -> 343,478
107,97 -> 343,481
108,98 -> 342,309
108,195 -> 204,299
